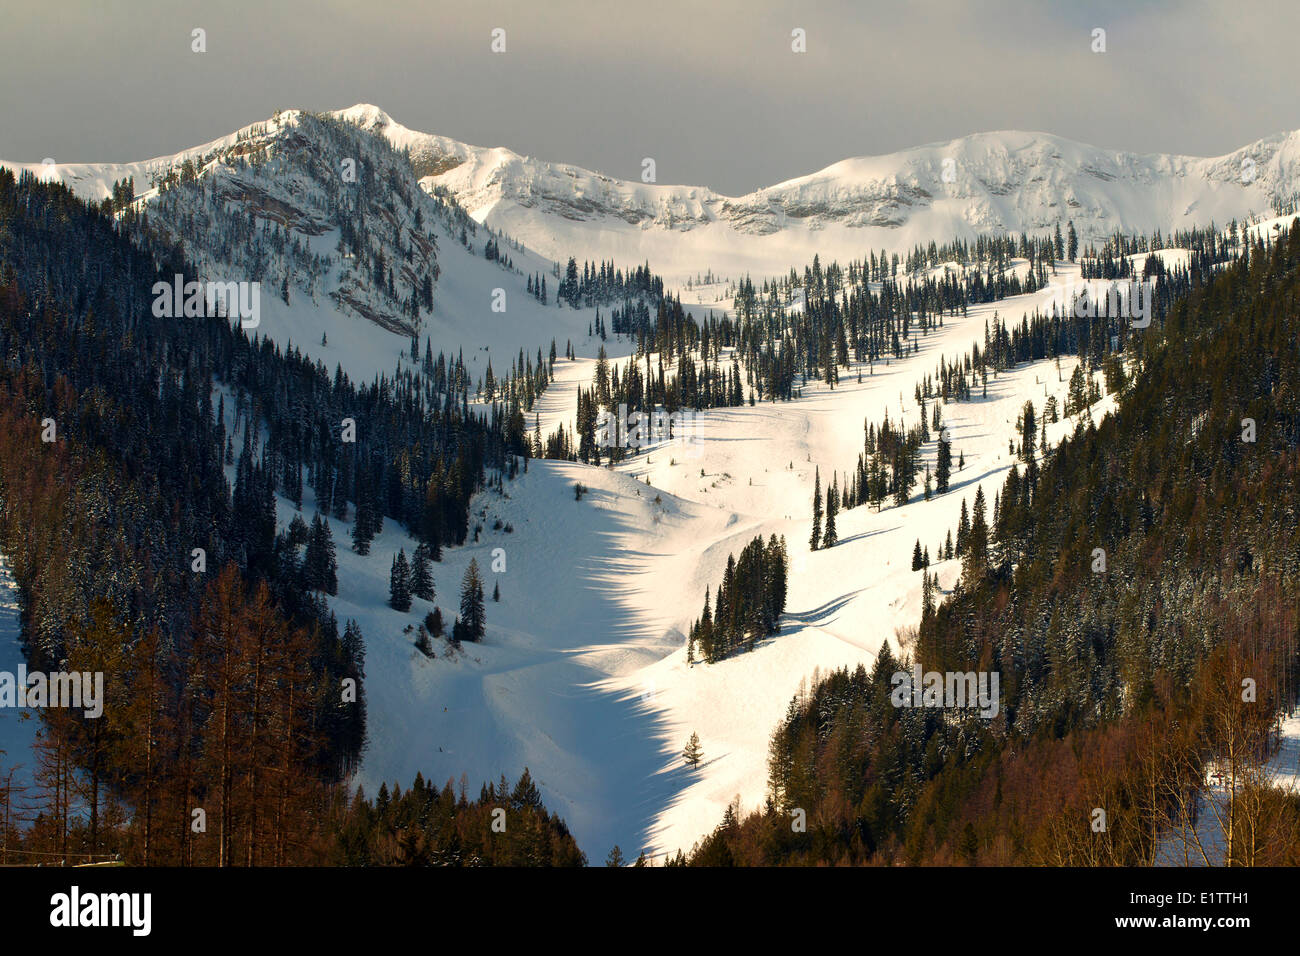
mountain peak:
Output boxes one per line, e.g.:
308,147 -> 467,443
334,103 -> 395,130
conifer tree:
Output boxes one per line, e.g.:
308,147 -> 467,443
1067,363 -> 1087,416
682,732 -> 703,769
823,476 -> 838,548
424,608 -> 443,637
810,467 -> 823,550
459,558 -> 486,641
957,498 -> 971,554
389,550 -> 412,612
410,544 -> 434,601
352,495 -> 376,555
287,512 -> 310,548
964,487 -> 989,579
1020,401 -> 1037,462
305,514 -> 338,595
936,431 -> 952,493
698,587 -> 714,663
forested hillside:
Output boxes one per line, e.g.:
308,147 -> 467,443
683,221 -> 1300,865
0,170 -> 576,864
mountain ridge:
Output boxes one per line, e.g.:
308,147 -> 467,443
338,104 -> 1300,279
6,104 -> 1300,283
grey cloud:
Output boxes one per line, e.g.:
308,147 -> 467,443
1,0 -> 1296,194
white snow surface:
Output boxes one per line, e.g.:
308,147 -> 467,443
248,261 -> 1115,861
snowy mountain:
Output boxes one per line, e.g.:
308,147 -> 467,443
341,104 -> 1300,281
136,109 -> 448,338
3,109 -> 458,339
0,108 -> 614,385
5,103 -> 1297,864
11,103 -> 1299,294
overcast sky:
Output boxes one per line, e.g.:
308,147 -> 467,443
3,0 -> 1297,194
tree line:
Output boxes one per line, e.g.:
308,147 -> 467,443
687,535 -> 789,664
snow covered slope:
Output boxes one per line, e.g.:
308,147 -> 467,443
246,257 -> 1120,860
592,268 -> 1110,857
334,105 -> 1300,282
